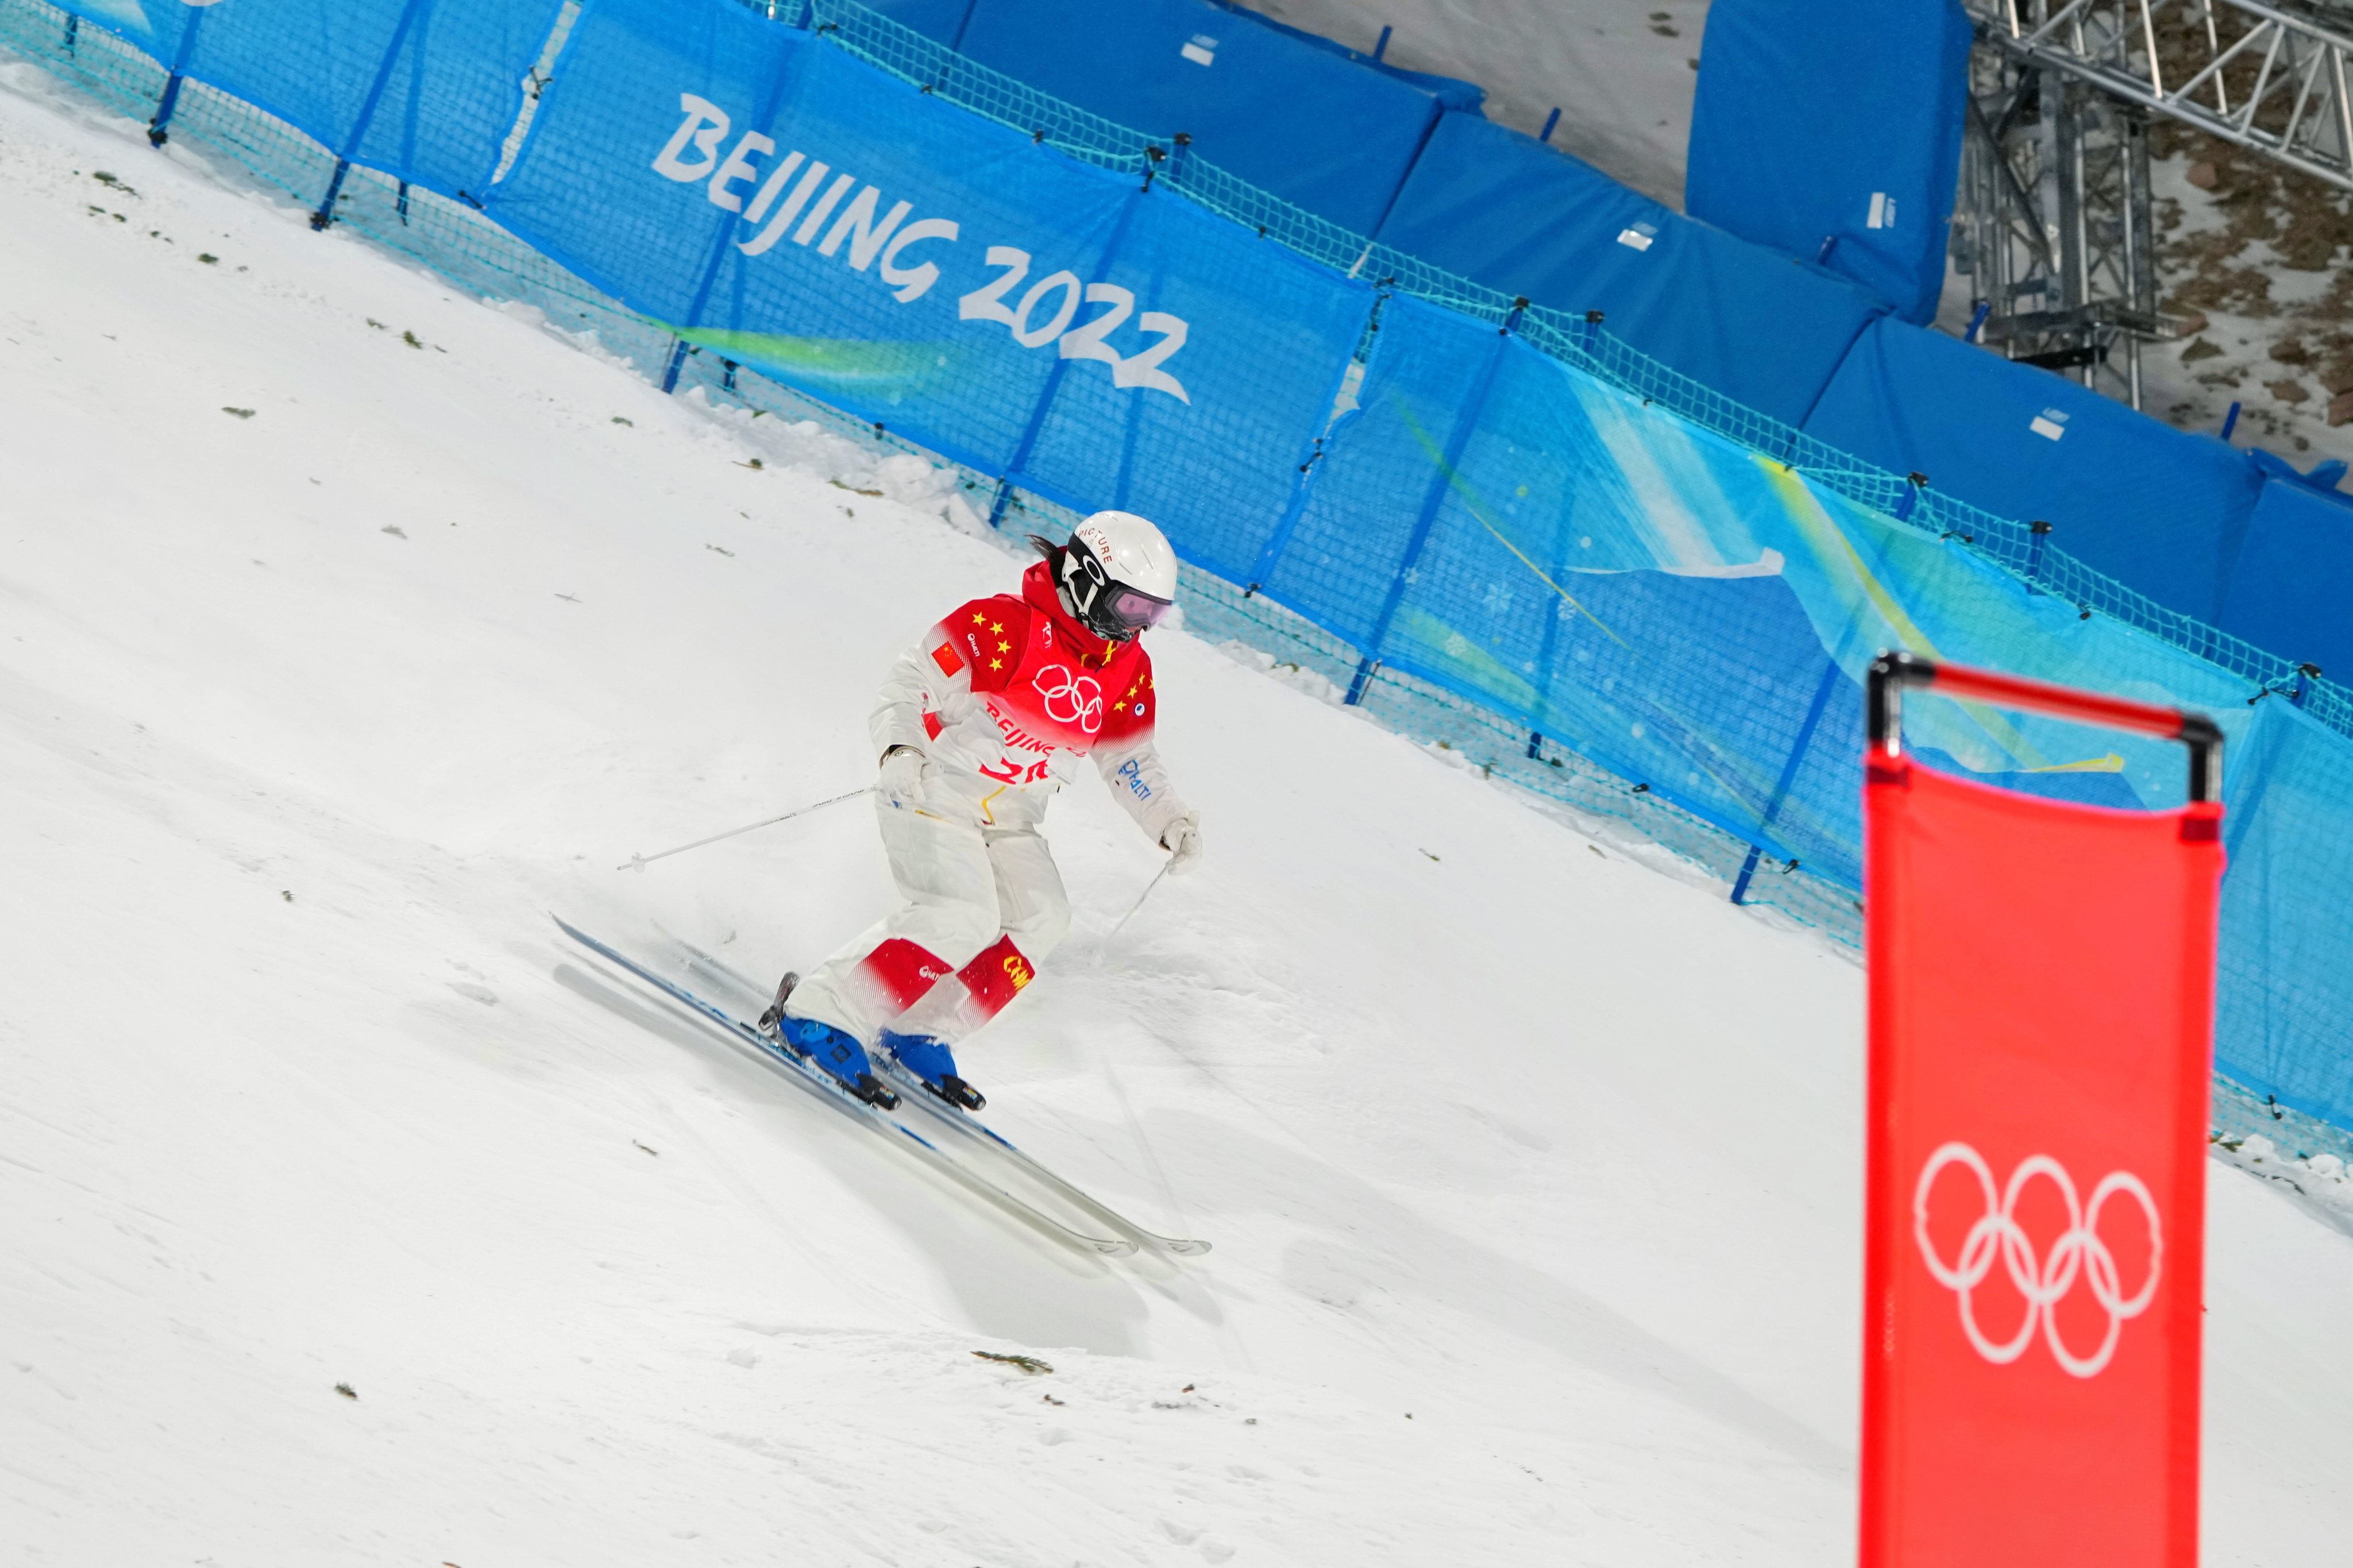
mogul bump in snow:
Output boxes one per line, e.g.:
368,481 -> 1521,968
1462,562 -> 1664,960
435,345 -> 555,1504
761,511 -> 1203,1111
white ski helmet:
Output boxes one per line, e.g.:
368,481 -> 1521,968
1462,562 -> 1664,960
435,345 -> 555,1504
1036,510 -> 1178,642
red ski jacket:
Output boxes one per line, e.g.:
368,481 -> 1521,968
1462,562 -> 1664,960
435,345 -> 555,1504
872,562 -> 1189,841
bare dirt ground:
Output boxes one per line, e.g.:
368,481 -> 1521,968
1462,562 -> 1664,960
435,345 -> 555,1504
2146,117 -> 2353,472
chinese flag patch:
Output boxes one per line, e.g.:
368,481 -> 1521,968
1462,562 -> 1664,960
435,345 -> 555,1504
931,640 -> 965,677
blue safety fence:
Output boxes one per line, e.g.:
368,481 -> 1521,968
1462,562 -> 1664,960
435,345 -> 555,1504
43,0 -> 572,202
867,0 -> 2343,651
8,0 -> 2353,1146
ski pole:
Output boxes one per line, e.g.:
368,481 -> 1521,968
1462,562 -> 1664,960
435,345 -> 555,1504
1106,862 -> 1171,940
618,787 -> 867,872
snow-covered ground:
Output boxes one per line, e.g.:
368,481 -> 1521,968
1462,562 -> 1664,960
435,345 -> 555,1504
4,53 -> 2353,1567
2139,132 -> 2353,477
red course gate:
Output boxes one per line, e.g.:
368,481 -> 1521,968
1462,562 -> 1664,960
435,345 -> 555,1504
1860,652 -> 2224,1568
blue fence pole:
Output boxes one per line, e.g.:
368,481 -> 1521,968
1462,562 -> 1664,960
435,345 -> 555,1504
148,10 -> 211,147
1892,470 -> 1927,521
1727,844 -> 1768,905
1518,498 -> 1581,762
310,163 -> 353,231
312,0 -> 431,230
1345,299 -> 1526,706
1730,658 -> 1844,905
661,211 -> 742,394
2024,519 -> 2052,591
945,0 -> 980,49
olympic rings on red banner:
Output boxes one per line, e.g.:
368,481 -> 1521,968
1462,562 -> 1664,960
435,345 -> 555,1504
1912,1142 -> 2162,1378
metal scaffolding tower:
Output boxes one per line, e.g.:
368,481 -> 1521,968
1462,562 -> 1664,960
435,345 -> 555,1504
1951,0 -> 2353,409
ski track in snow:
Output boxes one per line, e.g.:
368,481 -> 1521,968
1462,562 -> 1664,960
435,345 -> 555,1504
0,55 -> 2349,1567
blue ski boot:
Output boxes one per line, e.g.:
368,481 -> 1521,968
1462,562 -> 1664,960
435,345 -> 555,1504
759,972 -> 898,1110
881,1030 -> 986,1111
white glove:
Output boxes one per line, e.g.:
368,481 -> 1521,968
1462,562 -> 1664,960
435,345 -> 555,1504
878,746 -> 926,813
1160,810 -> 1203,876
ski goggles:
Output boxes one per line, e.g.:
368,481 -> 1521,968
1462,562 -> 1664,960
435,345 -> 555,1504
1102,584 -> 1174,635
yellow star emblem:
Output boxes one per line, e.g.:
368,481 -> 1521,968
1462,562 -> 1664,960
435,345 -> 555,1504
989,658 -> 1002,670
970,611 -> 985,625
997,641 -> 1010,653
989,621 -> 1002,634
1113,700 -> 1127,712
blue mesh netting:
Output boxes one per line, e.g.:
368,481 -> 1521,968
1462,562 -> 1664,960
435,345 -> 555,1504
340,0 -> 577,198
1012,189 -> 1374,583
40,0 -> 566,196
6,0 -> 2352,1140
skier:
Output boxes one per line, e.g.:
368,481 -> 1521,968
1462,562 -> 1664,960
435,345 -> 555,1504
761,511 -> 1203,1112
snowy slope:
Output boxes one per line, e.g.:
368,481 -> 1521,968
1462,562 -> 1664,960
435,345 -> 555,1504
2,55 -> 2351,1567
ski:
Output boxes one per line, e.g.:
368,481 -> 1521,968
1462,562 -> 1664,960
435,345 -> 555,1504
551,916 -> 1137,1257
869,1057 -> 1213,1257
661,930 -> 1212,1258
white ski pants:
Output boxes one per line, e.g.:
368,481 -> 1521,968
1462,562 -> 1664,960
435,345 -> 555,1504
786,761 -> 1070,1049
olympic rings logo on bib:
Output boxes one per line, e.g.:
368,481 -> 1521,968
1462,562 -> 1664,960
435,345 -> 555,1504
1032,664 -> 1104,733
1913,1142 -> 2162,1379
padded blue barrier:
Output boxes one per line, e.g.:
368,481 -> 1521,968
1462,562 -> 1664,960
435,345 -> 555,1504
949,0 -> 1454,235
1686,0 -> 1971,324
2251,446 -> 2350,496
858,0 -> 977,44
1373,111 -> 1889,427
2217,477 -> 2353,679
1804,316 -> 2263,623
1213,2 -> 1485,113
